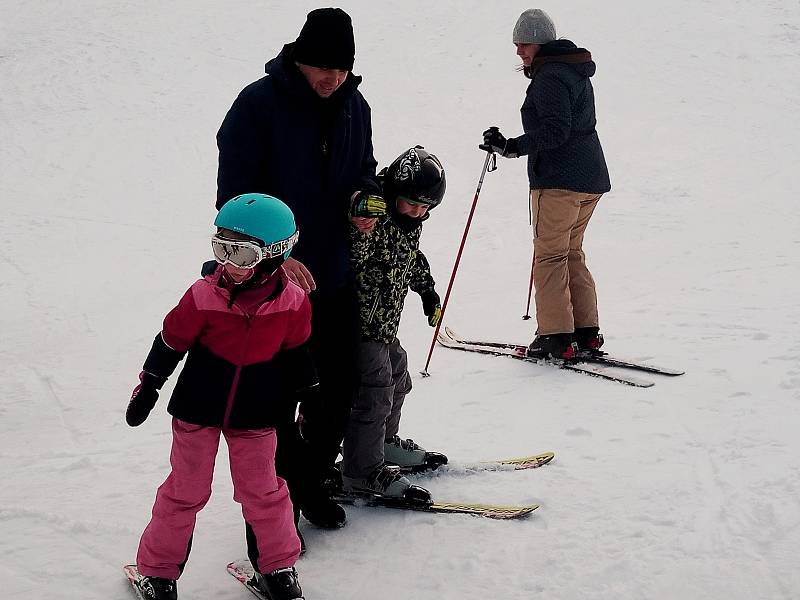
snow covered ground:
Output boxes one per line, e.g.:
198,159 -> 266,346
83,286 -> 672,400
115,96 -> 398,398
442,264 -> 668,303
2,1 -> 799,598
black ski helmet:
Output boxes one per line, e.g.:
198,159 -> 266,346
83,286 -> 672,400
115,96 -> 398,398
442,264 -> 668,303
383,146 -> 446,209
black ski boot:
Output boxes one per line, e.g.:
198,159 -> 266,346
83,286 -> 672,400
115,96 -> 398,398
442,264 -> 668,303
526,333 -> 578,359
574,326 -> 604,352
300,495 -> 347,529
138,576 -> 177,600
253,567 -> 304,600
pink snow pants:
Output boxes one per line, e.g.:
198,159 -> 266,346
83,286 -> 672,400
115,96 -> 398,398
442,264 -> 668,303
136,419 -> 300,579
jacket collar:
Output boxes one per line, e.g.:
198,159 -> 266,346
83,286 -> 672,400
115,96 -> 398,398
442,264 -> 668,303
524,39 -> 594,79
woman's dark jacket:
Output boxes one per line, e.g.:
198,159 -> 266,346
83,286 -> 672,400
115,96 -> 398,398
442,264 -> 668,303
513,39 -> 611,194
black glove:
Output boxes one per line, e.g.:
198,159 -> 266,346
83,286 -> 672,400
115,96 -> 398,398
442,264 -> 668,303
351,191 -> 387,218
126,372 -> 165,426
421,290 -> 442,327
479,126 -> 519,158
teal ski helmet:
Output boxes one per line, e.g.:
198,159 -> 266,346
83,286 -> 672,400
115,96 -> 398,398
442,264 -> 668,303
214,193 -> 298,260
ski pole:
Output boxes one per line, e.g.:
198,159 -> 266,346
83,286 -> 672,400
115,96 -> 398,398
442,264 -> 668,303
421,150 -> 497,377
523,189 -> 535,319
523,250 -> 534,320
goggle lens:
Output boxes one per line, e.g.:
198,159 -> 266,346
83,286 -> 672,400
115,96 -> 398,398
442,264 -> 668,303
211,237 -> 262,268
211,230 -> 300,269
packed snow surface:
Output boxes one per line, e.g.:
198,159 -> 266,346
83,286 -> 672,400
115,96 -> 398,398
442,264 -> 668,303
2,1 -> 799,598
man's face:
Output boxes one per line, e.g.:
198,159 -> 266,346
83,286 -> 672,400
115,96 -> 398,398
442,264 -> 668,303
296,63 -> 349,98
515,43 -> 541,67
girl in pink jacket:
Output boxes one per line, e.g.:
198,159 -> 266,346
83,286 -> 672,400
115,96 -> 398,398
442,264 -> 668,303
125,194 -> 312,600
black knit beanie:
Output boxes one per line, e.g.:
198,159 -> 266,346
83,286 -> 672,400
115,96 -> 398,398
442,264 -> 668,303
292,8 -> 355,71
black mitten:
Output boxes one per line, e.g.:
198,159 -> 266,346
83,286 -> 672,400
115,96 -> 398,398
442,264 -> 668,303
126,333 -> 185,426
126,372 -> 166,426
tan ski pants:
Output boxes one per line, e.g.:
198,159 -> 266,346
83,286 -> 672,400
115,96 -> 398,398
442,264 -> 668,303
531,188 -> 602,335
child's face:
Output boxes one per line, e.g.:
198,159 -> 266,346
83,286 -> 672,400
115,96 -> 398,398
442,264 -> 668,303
396,197 -> 429,219
216,227 -> 260,283
224,263 -> 256,283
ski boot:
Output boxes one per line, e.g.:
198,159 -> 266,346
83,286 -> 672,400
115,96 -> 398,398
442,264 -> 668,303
300,494 -> 347,529
383,435 -> 448,474
342,463 -> 432,504
138,576 -> 177,600
574,326 -> 604,354
253,566 -> 304,600
526,333 -> 578,360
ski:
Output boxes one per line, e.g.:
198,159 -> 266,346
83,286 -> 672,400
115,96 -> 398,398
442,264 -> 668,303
124,565 -> 179,600
443,327 -> 684,376
437,329 -> 654,387
330,491 -> 538,519
411,451 -> 555,476
227,560 -> 269,600
124,565 -> 146,600
471,451 -> 555,470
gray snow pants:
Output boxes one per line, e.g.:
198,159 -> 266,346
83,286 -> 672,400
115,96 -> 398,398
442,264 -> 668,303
342,338 -> 412,479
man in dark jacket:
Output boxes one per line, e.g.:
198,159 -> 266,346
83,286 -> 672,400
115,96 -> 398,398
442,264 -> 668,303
481,8 -> 611,361
216,7 -> 380,535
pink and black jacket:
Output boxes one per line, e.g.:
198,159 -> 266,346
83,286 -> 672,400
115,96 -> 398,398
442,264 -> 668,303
141,266 -> 314,430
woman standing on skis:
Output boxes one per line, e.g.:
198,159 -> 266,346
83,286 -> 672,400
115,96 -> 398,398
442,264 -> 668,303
480,9 -> 611,360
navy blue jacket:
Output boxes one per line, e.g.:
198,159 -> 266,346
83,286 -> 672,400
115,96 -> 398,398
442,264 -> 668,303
513,40 -> 611,194
216,45 -> 380,292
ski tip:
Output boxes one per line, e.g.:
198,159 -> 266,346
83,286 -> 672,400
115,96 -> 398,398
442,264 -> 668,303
123,564 -> 138,577
489,451 -> 555,469
432,501 -> 540,519
123,565 -> 142,594
227,559 -> 253,584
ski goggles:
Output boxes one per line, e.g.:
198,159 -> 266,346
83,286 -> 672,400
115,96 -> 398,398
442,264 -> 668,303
211,231 -> 299,269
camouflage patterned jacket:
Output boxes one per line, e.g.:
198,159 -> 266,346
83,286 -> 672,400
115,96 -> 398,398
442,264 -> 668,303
350,217 -> 436,343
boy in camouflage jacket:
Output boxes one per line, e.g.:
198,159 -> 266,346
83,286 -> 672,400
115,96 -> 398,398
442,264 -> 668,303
341,147 -> 447,499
